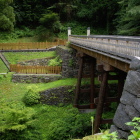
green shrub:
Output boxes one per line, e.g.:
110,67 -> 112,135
48,56 -> 62,66
46,106 -> 95,140
0,103 -> 41,140
23,89 -> 40,106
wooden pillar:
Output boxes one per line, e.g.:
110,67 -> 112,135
74,56 -> 84,107
93,71 -> 108,134
117,71 -> 126,103
90,58 -> 96,109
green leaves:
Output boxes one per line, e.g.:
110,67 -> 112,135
0,104 -> 35,132
23,88 -> 40,106
117,0 -> 140,35
48,56 -> 62,66
126,117 -> 140,140
102,131 -> 118,140
0,0 -> 15,31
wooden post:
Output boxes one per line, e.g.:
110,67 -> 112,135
90,58 -> 96,109
68,27 -> 71,41
117,71 -> 126,103
87,27 -> 90,36
93,71 -> 108,134
74,56 -> 84,108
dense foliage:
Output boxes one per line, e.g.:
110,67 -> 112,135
0,0 -> 15,31
0,103 -> 41,140
0,0 -> 139,38
116,0 -> 140,35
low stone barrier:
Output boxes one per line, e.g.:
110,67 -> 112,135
12,74 -> 62,83
40,86 -> 75,105
18,57 -> 53,66
110,56 -> 140,139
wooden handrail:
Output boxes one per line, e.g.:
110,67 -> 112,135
70,35 -> 140,42
69,35 -> 140,61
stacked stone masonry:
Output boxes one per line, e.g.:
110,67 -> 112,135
40,86 -> 74,105
110,56 -> 140,139
56,46 -> 79,78
56,45 -> 91,78
18,58 -> 53,66
12,74 -> 62,83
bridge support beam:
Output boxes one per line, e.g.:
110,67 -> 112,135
74,53 -> 84,108
93,71 -> 108,134
90,58 -> 96,109
74,52 -> 96,109
93,68 -> 126,134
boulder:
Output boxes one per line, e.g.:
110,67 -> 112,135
123,71 -> 140,96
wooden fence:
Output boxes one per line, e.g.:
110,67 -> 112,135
0,40 -> 66,50
10,64 -> 62,74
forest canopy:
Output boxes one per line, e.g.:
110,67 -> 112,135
0,0 -> 139,37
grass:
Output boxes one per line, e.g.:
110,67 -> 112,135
0,59 -> 8,73
0,72 -> 77,104
4,51 -> 57,64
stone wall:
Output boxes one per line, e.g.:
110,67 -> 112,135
18,57 -> 53,66
110,57 -> 140,139
40,86 -> 75,105
56,46 -> 79,78
12,74 -> 62,83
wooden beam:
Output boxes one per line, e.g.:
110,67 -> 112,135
71,45 -> 130,72
74,57 -> 84,107
93,71 -> 108,134
100,119 -> 113,124
117,70 -> 126,103
103,63 -> 115,71
90,58 -> 96,109
77,104 -> 96,109
94,97 -> 118,104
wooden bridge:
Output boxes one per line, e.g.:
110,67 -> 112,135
68,28 -> 140,134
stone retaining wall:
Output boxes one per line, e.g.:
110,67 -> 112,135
110,57 -> 140,139
12,74 -> 62,83
18,57 -> 53,66
40,86 -> 75,105
56,46 -> 79,78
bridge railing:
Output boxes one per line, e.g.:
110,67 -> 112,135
69,35 -> 140,60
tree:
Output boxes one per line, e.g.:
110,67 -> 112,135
14,0 -> 57,28
116,0 -> 140,35
48,0 -> 79,21
36,11 -> 61,41
76,0 -> 119,34
0,0 -> 15,31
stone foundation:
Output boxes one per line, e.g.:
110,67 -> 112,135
110,57 -> 140,139
12,74 -> 62,83
56,46 -> 79,78
40,86 -> 75,105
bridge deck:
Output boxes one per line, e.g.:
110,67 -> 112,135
69,35 -> 140,72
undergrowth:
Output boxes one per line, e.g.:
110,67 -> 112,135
0,59 -> 8,73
